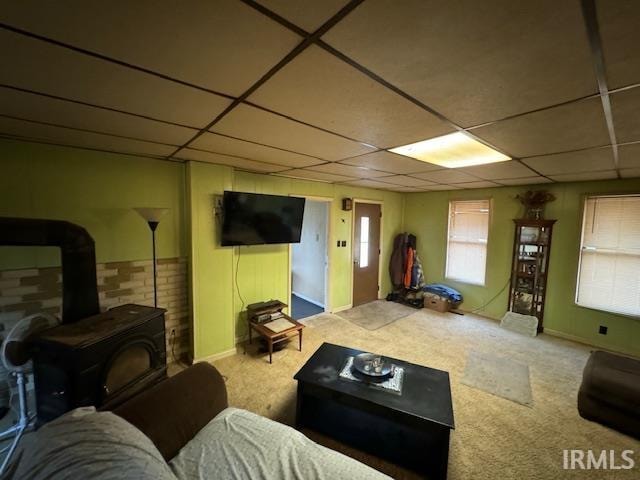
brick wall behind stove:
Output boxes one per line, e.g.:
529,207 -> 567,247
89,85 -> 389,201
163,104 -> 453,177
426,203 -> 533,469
0,257 -> 190,361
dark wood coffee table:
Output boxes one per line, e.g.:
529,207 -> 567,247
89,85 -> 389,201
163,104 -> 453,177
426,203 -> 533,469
294,343 -> 454,479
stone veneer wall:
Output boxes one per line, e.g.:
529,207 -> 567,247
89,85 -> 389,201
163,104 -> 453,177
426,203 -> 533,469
0,257 -> 190,361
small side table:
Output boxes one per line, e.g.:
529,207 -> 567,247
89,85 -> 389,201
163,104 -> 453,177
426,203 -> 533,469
248,315 -> 304,364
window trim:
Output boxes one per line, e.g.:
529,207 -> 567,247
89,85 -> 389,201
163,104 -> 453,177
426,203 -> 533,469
444,198 -> 492,287
574,193 -> 640,317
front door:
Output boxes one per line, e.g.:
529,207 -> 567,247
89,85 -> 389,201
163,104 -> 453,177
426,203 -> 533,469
352,202 -> 381,306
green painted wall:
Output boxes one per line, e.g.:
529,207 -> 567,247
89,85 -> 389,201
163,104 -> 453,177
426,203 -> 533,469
0,139 -> 185,269
185,161 -> 235,359
3,138 -> 637,359
403,178 -> 640,356
186,165 -> 404,358
229,171 -> 405,343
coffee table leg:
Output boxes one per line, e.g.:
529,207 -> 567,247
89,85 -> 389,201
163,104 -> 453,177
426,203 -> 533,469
268,339 -> 273,364
295,383 -> 303,428
437,429 -> 450,479
248,325 -> 252,345
299,330 -> 302,351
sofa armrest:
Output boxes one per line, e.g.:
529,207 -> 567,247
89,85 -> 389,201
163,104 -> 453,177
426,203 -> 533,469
112,362 -> 228,460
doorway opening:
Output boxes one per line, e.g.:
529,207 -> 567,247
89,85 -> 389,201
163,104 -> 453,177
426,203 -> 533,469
291,199 -> 329,320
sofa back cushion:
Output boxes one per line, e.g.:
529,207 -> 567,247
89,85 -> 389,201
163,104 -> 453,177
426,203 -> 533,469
113,362 -> 228,460
11,407 -> 176,480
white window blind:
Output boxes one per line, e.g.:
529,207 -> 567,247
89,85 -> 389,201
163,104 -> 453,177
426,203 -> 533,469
446,200 -> 490,285
576,195 -> 640,316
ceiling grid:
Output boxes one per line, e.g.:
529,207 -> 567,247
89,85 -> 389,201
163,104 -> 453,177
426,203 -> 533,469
0,0 -> 637,191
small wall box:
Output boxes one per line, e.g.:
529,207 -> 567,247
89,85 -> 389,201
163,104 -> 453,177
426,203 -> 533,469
342,198 -> 353,211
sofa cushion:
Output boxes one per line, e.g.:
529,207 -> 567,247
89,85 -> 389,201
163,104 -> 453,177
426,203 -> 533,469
169,407 -> 390,480
580,350 -> 640,412
12,407 -> 176,480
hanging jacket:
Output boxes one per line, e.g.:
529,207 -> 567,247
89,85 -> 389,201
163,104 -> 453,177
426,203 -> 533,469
404,247 -> 415,288
389,233 -> 408,289
412,253 -> 425,289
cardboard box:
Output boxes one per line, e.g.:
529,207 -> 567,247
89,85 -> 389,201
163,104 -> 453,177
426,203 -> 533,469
424,295 -> 450,313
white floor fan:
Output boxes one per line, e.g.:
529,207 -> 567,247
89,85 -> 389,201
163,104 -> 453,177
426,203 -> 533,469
0,312 -> 60,475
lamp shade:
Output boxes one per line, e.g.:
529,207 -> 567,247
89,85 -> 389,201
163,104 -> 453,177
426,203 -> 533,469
134,208 -> 169,223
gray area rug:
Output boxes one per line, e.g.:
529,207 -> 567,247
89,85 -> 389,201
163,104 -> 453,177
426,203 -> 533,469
299,313 -> 335,328
337,300 -> 414,331
462,350 -> 533,407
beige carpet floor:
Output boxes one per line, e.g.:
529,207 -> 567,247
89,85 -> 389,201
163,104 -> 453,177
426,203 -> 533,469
212,308 -> 640,479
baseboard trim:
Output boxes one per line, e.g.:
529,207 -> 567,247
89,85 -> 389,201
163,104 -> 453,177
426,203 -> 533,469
292,291 -> 325,308
331,303 -> 352,313
543,328 -> 636,356
194,347 -> 238,363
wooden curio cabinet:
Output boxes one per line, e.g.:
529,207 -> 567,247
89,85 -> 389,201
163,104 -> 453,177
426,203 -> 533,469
508,219 -> 556,331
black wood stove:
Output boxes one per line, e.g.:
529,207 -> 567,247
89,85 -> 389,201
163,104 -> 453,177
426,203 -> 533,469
31,304 -> 166,423
0,217 -> 168,423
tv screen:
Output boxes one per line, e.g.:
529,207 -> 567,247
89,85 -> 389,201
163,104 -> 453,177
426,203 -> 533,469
221,191 -> 306,246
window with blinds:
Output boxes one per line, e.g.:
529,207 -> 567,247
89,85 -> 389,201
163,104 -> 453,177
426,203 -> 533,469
446,199 -> 490,285
576,194 -> 640,316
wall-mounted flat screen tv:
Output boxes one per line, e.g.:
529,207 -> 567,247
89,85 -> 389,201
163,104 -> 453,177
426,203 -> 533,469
221,191 -> 306,246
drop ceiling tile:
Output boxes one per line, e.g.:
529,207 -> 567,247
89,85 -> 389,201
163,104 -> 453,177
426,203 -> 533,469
212,104 -> 374,160
0,116 -> 175,157
0,30 -> 231,128
249,45 -> 453,148
523,148 -> 615,175
256,0 -> 350,32
306,163 -> 391,178
472,98 -> 610,157
324,0 -> 596,127
190,132 -> 321,168
410,169 -> 479,184
376,176 -> 435,187
1,0 -> 301,97
496,176 -> 553,186
549,171 -> 618,182
340,151 -> 443,174
175,148 -> 288,173
459,160 -> 537,180
597,0 -> 640,88
275,169 -> 355,183
342,179 -> 399,189
422,184 -> 463,191
610,88 -> 640,143
454,181 -> 502,189
0,87 -> 196,145
618,143 -> 640,169
393,187 -> 429,192
620,168 -> 640,179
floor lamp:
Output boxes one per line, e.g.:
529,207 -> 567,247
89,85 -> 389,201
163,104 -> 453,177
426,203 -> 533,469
134,208 -> 169,308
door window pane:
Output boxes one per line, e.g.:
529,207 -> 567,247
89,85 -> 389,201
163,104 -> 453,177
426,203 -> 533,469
360,216 -> 369,268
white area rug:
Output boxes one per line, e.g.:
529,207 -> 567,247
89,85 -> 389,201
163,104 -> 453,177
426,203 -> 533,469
462,350 -> 534,407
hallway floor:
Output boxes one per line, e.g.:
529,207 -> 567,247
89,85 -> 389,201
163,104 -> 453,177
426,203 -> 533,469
291,294 -> 323,320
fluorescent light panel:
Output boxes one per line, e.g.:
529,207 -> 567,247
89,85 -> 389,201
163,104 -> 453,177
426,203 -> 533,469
390,132 -> 510,168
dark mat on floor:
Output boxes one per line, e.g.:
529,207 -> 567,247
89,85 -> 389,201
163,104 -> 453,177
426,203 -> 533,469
291,295 -> 324,320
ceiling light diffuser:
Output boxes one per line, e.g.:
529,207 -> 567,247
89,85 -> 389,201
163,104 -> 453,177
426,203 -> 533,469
389,132 -> 510,168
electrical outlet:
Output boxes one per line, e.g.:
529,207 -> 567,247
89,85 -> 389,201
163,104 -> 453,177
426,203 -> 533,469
598,325 -> 608,335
